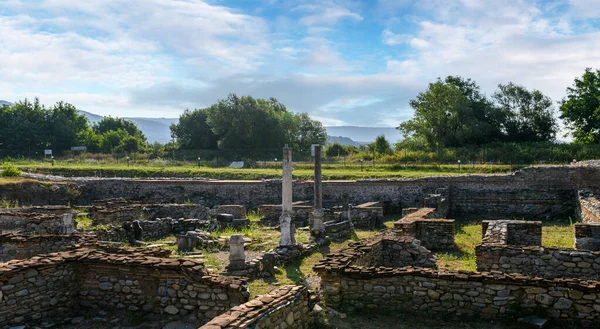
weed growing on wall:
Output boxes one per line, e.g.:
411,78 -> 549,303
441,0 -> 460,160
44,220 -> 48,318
0,162 -> 21,177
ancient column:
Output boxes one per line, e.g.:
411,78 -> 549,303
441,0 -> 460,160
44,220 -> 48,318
312,144 -> 325,238
279,146 -> 296,246
228,234 -> 246,270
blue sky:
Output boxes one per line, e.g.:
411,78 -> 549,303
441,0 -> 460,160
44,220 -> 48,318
1,0 -> 599,128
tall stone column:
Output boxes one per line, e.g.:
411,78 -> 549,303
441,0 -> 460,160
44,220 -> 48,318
279,146 -> 296,246
312,144 -> 325,238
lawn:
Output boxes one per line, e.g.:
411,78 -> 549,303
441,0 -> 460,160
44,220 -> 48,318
10,159 -> 520,180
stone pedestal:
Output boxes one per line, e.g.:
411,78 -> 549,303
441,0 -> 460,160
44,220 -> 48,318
279,147 -> 296,246
228,234 -> 246,270
177,233 -> 197,252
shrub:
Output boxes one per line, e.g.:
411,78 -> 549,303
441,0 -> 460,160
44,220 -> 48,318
0,162 -> 21,177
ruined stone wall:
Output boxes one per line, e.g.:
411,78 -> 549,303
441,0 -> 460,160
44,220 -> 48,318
350,202 -> 383,228
92,204 -> 210,226
481,220 -> 542,246
76,263 -> 246,320
317,268 -> 600,325
575,224 -> 600,251
2,206 -> 75,216
258,204 -> 312,226
393,209 -> 455,250
0,257 -> 80,327
475,245 -> 600,279
0,233 -> 83,261
332,232 -> 436,269
93,218 -> 213,242
0,212 -> 67,234
0,249 -> 248,327
6,166 -> 600,220
580,192 -> 600,224
200,285 -> 312,329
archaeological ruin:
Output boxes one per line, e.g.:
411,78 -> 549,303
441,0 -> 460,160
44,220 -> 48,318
3,156 -> 600,328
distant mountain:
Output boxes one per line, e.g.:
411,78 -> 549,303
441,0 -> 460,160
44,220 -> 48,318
327,136 -> 360,147
78,110 -> 177,144
325,126 -> 401,144
0,100 -> 12,106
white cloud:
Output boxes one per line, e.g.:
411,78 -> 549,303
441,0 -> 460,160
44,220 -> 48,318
295,1 -> 362,26
382,29 -> 408,45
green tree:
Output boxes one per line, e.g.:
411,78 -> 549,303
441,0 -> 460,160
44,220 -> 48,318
290,113 -> 327,156
93,116 -> 145,139
325,142 -> 348,157
399,76 -> 505,149
560,68 -> 600,143
48,101 -> 90,150
370,135 -> 392,156
206,94 -> 294,150
493,82 -> 557,142
170,109 -> 218,149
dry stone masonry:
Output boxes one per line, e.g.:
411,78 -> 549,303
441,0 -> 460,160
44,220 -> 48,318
393,208 -> 455,250
0,233 -> 85,261
0,211 -> 75,234
200,285 -> 312,329
0,248 -> 249,328
481,220 -> 542,246
575,224 -> 600,251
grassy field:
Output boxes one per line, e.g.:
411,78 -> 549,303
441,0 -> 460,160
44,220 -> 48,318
8,159 -> 523,180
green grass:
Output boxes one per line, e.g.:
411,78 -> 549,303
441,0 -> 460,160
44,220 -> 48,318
76,215 -> 93,230
0,198 -> 19,208
435,218 -> 577,272
12,160 -> 519,180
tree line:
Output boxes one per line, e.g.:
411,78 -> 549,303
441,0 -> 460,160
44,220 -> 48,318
397,68 -> 600,150
0,98 -> 146,156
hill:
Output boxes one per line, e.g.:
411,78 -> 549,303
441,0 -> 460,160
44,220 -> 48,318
78,111 -> 176,144
325,126 -> 401,144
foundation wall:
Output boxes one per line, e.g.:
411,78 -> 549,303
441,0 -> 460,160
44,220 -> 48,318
0,234 -> 83,261
575,224 -> 600,251
200,285 -> 312,329
481,220 -> 542,246
319,269 -> 600,325
0,212 -> 66,234
475,245 -> 600,279
0,250 -> 248,327
0,262 -> 78,327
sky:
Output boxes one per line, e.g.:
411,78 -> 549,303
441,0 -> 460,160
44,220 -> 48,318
0,0 -> 599,128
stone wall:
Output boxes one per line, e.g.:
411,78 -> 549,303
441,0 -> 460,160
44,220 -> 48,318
350,202 -> 383,228
258,204 -> 312,227
0,249 -> 249,327
0,212 -> 72,234
93,218 -> 214,242
1,205 -> 75,216
200,285 -> 312,329
20,165 -> 594,220
0,233 -> 84,261
346,232 -> 436,268
315,240 -> 600,326
92,204 -> 210,225
215,205 -> 246,219
475,244 -> 600,280
324,220 -> 354,242
316,266 -> 600,326
579,191 -> 600,224
393,208 -> 455,250
481,220 -> 542,246
575,224 -> 600,251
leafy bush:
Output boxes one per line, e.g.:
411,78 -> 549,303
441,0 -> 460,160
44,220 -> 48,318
0,162 -> 21,177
